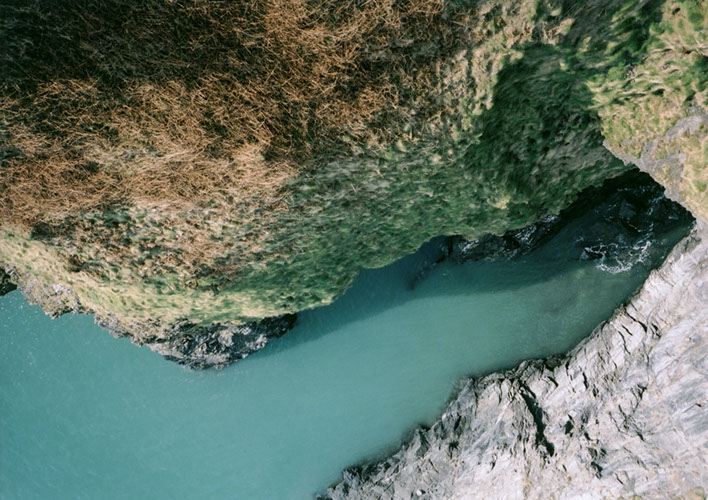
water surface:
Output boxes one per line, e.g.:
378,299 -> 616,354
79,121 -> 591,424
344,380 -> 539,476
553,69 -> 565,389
0,200 -> 691,499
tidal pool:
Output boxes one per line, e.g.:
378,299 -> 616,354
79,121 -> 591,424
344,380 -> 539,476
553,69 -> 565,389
0,186 -> 692,499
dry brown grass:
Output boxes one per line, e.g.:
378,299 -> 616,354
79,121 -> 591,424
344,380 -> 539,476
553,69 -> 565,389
0,0 -> 468,229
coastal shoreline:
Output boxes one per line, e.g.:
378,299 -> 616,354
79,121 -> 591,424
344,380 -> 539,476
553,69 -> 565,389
325,221 -> 708,499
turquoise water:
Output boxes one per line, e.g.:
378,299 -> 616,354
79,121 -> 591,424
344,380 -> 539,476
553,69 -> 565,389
0,221 -> 689,499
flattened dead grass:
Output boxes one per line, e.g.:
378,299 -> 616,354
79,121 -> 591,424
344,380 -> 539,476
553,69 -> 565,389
1,0 -> 467,228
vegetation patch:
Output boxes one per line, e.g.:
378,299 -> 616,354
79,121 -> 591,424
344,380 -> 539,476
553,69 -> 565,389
0,0 -> 705,330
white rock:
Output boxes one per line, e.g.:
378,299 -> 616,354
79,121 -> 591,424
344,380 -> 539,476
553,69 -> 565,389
327,222 -> 708,500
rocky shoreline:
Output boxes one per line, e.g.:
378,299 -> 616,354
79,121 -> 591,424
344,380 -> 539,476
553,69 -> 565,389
3,0 -> 704,356
325,220 -> 708,499
0,265 -> 296,369
1,170 -> 691,369
0,269 -> 15,296
450,170 -> 693,266
99,313 -> 296,369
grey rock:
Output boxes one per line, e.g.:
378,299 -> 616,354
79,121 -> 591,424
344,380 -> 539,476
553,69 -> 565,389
607,104 -> 708,220
1,266 -> 85,317
326,221 -> 708,500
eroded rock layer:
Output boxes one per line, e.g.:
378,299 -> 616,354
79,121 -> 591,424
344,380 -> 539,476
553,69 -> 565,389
326,221 -> 708,499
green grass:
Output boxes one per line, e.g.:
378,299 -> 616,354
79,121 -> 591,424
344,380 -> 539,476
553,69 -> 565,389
0,0 -> 705,333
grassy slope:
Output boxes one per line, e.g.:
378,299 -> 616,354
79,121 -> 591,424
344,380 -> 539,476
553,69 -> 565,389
0,0 -> 705,333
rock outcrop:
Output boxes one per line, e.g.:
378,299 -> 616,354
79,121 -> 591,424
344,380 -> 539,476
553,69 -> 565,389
0,262 -> 297,369
0,269 -> 16,296
326,221 -> 708,499
1,0 -> 704,358
2,169 -> 692,368
608,105 -> 708,222
100,314 -> 296,369
450,169 -> 693,267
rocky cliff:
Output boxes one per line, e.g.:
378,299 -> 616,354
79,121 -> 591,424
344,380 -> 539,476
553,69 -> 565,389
1,0 -> 705,365
326,220 -> 708,499
0,264 -> 295,369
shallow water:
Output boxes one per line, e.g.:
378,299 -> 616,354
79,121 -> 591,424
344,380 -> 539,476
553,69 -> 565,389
0,203 -> 691,499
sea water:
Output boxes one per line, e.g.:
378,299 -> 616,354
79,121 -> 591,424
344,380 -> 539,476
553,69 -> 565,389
0,206 -> 691,499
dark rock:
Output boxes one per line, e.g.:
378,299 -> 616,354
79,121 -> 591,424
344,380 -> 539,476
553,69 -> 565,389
148,314 -> 297,369
98,313 -> 297,369
452,170 -> 693,266
1,261 -> 297,369
0,269 -> 16,296
451,214 -> 560,262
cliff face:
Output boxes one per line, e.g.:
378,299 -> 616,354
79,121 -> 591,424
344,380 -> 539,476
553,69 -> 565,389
0,0 -> 705,360
609,106 -> 708,223
1,168 -> 692,368
0,3 -> 706,494
326,221 -> 708,499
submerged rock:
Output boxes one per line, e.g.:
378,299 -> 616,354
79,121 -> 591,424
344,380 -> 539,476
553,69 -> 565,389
326,221 -> 708,499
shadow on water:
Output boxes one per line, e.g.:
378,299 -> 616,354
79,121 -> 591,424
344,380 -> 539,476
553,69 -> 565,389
269,0 -> 676,368
256,169 -> 693,360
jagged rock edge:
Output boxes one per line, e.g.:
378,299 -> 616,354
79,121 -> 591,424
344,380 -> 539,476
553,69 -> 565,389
324,220 -> 708,499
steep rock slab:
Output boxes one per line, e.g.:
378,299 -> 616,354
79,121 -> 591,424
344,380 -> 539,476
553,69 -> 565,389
327,221 -> 708,499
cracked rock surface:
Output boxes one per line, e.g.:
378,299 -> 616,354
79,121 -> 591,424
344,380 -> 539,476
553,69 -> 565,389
326,221 -> 708,499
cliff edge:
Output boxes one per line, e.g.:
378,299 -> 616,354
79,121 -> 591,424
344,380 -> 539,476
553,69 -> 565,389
1,0 -> 705,365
